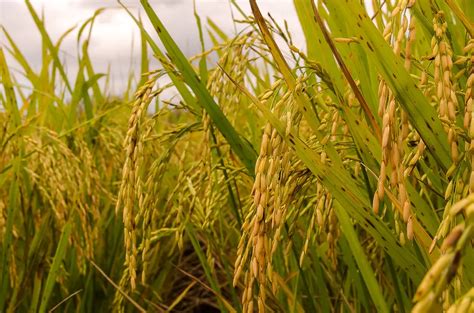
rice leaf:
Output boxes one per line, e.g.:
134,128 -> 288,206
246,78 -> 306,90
38,221 -> 72,313
335,203 -> 389,313
140,0 -> 258,175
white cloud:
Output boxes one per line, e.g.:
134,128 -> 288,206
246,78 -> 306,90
1,0 -> 302,95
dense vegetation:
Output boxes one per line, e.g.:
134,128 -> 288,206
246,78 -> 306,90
0,0 -> 473,312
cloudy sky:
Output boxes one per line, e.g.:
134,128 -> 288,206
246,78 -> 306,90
1,0 -> 304,94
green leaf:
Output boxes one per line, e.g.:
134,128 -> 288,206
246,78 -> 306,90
38,221 -> 72,313
323,0 -> 451,171
0,164 -> 20,311
335,203 -> 390,313
0,48 -> 21,126
139,0 -> 258,175
25,0 -> 73,94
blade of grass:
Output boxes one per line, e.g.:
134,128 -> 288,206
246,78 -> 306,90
0,164 -> 19,311
286,224 -> 318,312
1,26 -> 39,85
386,256 -> 411,312
81,40 -> 104,107
25,0 -> 73,94
90,260 -> 146,313
305,248 -> 330,312
77,8 -> 106,104
48,289 -> 82,313
165,281 -> 196,313
29,273 -> 42,313
193,1 -> 208,85
175,266 -> 237,313
335,202 -> 390,313
443,0 -> 474,38
118,1 -> 200,112
339,237 -> 371,311
0,48 -> 21,126
38,221 -> 72,313
138,15 -> 150,88
185,223 -> 227,312
207,18 -> 229,42
271,272 -> 305,313
139,0 -> 257,175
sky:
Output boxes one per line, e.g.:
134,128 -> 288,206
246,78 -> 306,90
0,0 -> 304,95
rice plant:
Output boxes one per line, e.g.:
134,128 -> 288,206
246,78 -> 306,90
0,0 -> 473,312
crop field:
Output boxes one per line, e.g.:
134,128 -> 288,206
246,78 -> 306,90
0,0 -> 473,312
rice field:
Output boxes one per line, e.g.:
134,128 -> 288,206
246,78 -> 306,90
0,0 -> 473,312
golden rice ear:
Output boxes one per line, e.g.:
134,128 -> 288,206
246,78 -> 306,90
2,0 -> 474,311
115,75 -> 160,291
432,11 -> 459,166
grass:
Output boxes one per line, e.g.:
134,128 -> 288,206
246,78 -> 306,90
0,0 -> 473,312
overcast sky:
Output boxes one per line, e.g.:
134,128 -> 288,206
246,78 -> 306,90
0,0 -> 304,95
